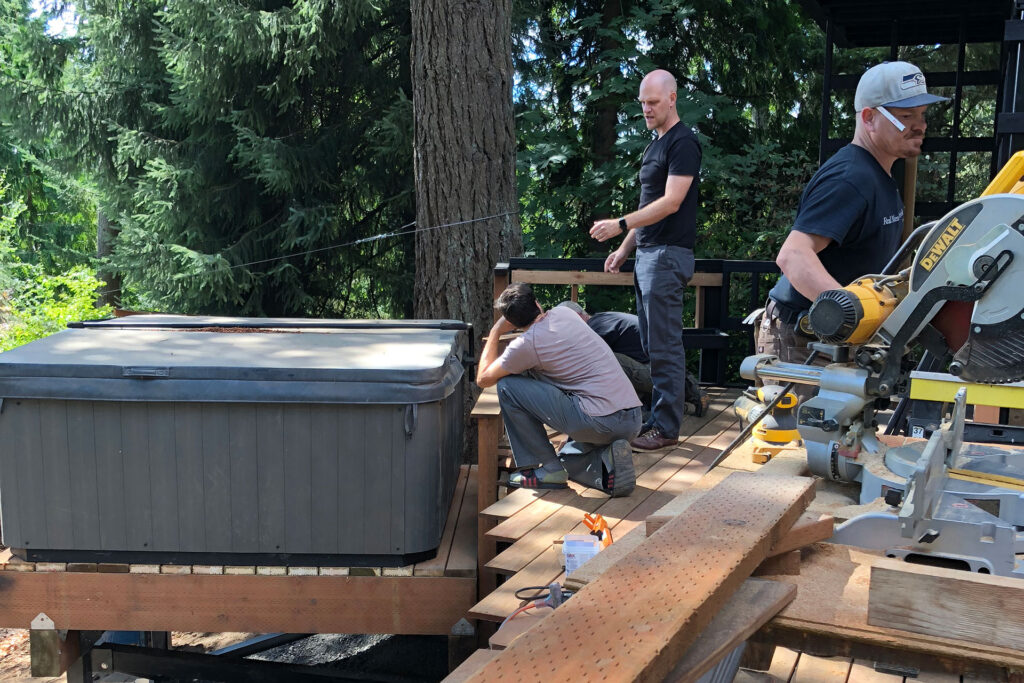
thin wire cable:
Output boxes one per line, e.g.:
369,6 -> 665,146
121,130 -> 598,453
209,209 -> 517,273
95,209 -> 518,298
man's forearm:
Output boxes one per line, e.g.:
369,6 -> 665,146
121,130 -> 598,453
622,194 -> 681,231
618,229 -> 637,254
778,250 -> 842,302
476,319 -> 514,388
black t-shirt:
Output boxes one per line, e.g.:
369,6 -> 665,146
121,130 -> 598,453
769,144 -> 903,312
587,312 -> 648,364
637,121 -> 701,249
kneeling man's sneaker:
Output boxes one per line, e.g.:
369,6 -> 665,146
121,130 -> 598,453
508,465 -> 569,490
629,427 -> 678,451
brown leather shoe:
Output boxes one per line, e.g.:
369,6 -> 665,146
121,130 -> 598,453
629,427 -> 678,451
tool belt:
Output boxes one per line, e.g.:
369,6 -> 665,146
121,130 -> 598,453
764,298 -> 805,325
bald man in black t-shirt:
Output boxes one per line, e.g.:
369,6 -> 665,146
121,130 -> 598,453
589,69 -> 701,451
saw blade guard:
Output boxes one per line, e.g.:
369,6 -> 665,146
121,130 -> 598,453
885,194 -> 1024,383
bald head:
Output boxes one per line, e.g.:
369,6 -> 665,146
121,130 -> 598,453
638,69 -> 680,135
641,69 -> 677,95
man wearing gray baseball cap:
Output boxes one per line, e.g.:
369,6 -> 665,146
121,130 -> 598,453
757,61 -> 948,377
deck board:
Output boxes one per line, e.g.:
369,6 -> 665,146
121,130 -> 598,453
413,465 -> 469,577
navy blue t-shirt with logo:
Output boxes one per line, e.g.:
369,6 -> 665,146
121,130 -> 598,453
769,144 -> 903,312
637,121 -> 701,249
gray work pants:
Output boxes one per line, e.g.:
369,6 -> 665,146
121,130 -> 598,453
496,375 -> 642,470
634,244 -> 695,439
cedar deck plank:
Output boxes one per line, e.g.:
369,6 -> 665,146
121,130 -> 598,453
767,513 -> 833,557
413,465 -> 469,577
664,578 -> 796,683
471,490 -> 674,622
444,465 -> 478,577
466,473 -> 816,683
0,572 -> 473,634
913,669 -> 962,682
470,386 -> 501,417
867,558 -> 1024,651
791,653 -> 852,682
468,546 -> 565,622
766,543 -> 1024,670
485,487 -> 583,542
479,488 -> 549,521
486,493 -> 615,574
485,434 -> 705,575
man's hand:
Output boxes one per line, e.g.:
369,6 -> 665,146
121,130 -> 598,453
590,219 -> 623,243
605,249 -> 628,273
476,316 -> 516,389
492,316 -> 516,336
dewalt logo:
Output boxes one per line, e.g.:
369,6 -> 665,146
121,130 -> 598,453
919,217 -> 966,271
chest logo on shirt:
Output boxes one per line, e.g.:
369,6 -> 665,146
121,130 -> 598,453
918,216 -> 967,272
882,209 -> 903,226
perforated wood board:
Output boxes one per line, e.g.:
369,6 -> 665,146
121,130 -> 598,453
465,472 -> 815,682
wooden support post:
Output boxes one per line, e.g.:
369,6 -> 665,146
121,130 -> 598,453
29,613 -> 80,677
448,618 -> 477,673
476,416 -> 501,598
902,156 -> 918,245
693,285 -> 705,329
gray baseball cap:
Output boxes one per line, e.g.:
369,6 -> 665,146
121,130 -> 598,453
854,61 -> 949,111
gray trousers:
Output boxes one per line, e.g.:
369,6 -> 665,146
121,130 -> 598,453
635,244 -> 695,439
496,375 -> 642,469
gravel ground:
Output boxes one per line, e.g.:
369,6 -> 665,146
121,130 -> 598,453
0,630 -> 450,683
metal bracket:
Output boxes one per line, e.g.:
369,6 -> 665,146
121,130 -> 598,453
31,613 -> 54,630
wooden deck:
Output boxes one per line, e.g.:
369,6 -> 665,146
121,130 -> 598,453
463,387 -> 1024,682
471,386 -> 746,623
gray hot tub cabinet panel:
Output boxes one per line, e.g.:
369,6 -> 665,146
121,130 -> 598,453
0,395 -> 463,556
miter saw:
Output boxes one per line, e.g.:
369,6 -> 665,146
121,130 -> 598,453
740,172 -> 1024,576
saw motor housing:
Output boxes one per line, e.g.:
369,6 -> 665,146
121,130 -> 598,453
807,277 -> 900,345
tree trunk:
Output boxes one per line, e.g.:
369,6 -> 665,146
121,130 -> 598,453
95,210 -> 122,310
410,0 -> 521,347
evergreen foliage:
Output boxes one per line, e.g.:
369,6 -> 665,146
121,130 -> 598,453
2,0 -> 416,317
0,0 -> 1009,330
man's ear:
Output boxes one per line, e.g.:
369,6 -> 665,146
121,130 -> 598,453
859,107 -> 876,130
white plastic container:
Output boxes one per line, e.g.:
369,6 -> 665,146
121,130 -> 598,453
562,534 -> 601,575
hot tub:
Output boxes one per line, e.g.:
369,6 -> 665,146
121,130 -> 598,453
0,315 -> 467,566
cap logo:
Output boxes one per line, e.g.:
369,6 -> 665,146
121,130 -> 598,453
901,72 -> 925,90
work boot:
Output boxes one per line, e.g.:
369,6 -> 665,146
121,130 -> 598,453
629,427 -> 678,451
507,464 -> 569,490
604,439 -> 636,498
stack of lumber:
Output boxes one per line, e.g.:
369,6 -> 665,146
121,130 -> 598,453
449,470 -> 822,681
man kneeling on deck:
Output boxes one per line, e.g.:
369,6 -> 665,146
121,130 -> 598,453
476,283 -> 643,496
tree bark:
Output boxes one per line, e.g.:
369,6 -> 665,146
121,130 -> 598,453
410,0 -> 521,345
95,209 -> 122,310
